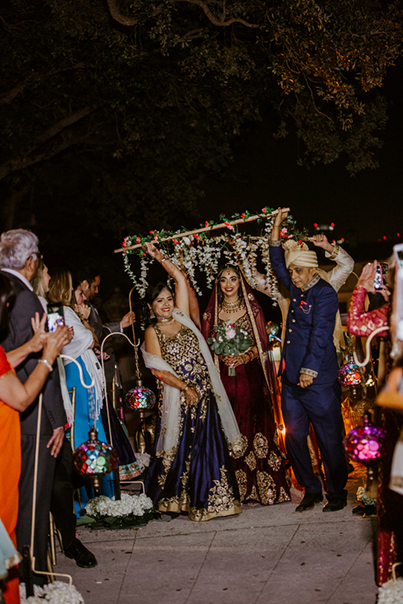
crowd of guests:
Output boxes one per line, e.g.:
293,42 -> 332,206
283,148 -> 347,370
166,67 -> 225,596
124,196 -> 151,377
0,229 -> 136,604
1,209 -> 402,601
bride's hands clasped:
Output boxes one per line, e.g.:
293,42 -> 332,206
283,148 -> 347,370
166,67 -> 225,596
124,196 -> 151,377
184,386 -> 199,406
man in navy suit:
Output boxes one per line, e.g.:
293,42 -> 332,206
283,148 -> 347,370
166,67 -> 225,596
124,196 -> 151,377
269,208 -> 348,512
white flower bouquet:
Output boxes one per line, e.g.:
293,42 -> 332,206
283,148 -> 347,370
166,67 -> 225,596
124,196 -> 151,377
207,319 -> 253,376
20,581 -> 84,604
78,493 -> 156,529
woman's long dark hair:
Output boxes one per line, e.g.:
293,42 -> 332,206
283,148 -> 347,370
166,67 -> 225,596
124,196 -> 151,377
141,282 -> 174,329
0,273 -> 16,338
216,263 -> 242,306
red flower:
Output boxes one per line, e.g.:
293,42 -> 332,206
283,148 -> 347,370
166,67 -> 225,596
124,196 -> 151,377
262,207 -> 267,214
173,239 -> 179,244
224,221 -> 234,230
205,221 -> 209,228
149,230 -> 155,234
194,234 -> 199,239
241,213 -> 245,219
136,236 -> 141,243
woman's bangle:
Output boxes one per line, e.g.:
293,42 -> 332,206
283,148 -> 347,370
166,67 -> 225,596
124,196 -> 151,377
182,384 -> 189,392
38,358 -> 53,372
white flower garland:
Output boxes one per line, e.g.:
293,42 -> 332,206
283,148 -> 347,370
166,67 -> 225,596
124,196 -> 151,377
121,210 -> 303,300
20,581 -> 84,604
85,493 -> 153,518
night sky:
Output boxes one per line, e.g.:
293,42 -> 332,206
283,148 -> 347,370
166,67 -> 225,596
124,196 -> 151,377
202,67 -> 403,248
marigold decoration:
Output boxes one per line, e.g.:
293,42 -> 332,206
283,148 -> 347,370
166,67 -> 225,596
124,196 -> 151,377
343,414 -> 386,464
73,427 -> 118,494
116,208 -> 303,299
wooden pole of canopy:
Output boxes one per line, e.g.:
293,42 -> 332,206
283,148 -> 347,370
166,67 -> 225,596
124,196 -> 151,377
114,208 -> 289,254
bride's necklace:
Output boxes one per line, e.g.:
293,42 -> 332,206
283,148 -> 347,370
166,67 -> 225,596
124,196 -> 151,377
157,316 -> 175,324
221,297 -> 245,313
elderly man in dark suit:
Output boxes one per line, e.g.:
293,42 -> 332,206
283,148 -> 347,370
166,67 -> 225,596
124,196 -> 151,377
0,229 -> 66,583
269,208 -> 348,513
0,229 -> 96,584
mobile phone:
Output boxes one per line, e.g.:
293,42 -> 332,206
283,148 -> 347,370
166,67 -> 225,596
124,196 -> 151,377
47,303 -> 65,332
373,264 -> 383,290
394,243 -> 403,268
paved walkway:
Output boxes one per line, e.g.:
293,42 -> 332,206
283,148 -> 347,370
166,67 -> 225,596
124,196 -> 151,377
54,472 -> 379,604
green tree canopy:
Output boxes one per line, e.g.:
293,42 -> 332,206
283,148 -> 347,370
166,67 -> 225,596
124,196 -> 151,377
0,0 -> 402,259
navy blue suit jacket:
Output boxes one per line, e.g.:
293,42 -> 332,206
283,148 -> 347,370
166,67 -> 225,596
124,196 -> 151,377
270,244 -> 339,385
0,271 -> 66,435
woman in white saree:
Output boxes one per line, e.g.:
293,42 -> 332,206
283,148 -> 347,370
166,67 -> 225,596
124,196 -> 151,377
142,243 -> 243,521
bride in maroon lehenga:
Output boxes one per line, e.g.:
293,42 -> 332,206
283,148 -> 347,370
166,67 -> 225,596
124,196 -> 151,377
202,265 -> 290,505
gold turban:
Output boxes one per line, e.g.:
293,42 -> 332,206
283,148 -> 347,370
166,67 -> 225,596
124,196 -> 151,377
283,240 -> 318,269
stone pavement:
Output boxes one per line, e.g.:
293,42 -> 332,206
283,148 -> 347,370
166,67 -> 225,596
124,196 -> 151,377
53,473 -> 379,604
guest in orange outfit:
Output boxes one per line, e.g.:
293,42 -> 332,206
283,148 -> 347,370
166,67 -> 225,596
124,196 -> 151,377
0,273 -> 69,604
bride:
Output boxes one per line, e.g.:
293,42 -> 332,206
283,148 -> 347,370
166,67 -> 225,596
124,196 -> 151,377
202,264 -> 290,505
142,243 -> 243,521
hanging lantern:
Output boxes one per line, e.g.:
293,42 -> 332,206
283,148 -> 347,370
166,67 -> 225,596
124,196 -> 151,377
266,321 -> 281,342
343,414 -> 386,465
125,380 -> 156,411
337,361 -> 362,387
125,286 -> 157,413
73,427 -> 118,494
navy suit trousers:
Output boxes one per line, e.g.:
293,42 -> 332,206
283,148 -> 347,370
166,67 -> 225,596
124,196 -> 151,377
281,378 -> 348,497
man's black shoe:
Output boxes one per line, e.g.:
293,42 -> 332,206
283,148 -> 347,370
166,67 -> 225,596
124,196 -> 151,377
323,497 -> 347,512
295,491 -> 323,512
64,538 -> 98,568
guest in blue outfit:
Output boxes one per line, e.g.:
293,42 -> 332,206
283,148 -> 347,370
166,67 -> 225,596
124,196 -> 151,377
47,271 -> 114,511
269,207 -> 348,512
141,242 -> 243,521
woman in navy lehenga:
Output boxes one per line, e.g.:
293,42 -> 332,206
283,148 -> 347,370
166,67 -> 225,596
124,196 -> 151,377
141,242 -> 243,521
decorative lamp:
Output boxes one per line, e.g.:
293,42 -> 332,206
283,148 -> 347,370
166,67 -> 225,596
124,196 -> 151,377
266,321 -> 281,342
343,413 -> 386,465
125,286 -> 157,413
337,361 -> 362,387
125,382 -> 156,411
73,427 -> 118,494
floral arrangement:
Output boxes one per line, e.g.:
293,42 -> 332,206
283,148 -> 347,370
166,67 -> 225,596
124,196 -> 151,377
378,576 -> 403,604
120,208 -> 303,299
77,493 -> 156,529
207,320 -> 253,376
20,581 -> 84,604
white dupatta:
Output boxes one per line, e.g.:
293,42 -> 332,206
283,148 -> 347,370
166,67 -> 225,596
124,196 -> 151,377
141,308 -> 242,456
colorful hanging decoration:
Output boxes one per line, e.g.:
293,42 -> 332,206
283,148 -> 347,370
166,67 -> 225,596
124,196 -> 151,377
73,427 -> 118,494
337,360 -> 363,387
343,414 -> 386,464
116,208 -> 304,299
125,385 -> 156,411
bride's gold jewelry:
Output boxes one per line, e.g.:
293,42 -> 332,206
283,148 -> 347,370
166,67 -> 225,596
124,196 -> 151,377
157,316 -> 174,323
221,297 -> 245,313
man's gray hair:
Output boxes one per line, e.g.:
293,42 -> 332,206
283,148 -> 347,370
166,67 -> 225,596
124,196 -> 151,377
0,229 -> 39,270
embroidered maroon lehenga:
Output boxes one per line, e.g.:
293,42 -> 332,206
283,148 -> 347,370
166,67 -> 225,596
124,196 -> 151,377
202,275 -> 290,505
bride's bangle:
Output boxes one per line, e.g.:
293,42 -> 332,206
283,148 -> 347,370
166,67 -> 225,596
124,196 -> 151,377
182,384 -> 189,393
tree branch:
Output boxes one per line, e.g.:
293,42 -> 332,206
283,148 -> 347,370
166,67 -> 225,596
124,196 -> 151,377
106,0 -> 137,26
0,106 -> 98,182
0,64 -> 88,106
175,0 -> 259,28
